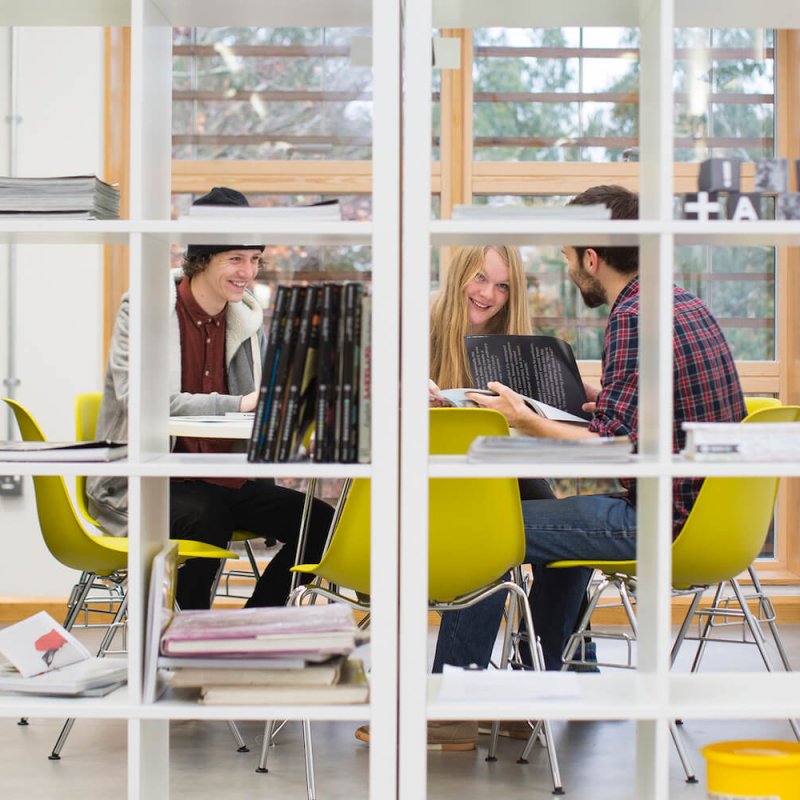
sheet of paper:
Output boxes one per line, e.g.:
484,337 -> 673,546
437,665 -> 582,703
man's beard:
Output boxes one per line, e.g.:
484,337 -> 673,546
578,275 -> 606,309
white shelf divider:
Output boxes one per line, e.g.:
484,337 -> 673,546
367,1 -> 402,798
400,0 -> 434,797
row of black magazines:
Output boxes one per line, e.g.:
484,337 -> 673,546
247,281 -> 371,463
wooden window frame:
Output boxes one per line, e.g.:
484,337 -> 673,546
104,27 -> 800,582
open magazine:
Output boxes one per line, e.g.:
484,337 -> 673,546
463,334 -> 591,424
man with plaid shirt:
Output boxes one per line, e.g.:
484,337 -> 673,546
433,184 -> 746,682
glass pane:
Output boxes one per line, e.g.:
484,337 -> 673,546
674,246 -> 775,361
172,27 -> 373,160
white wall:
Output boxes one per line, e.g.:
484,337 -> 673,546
0,27 -> 106,597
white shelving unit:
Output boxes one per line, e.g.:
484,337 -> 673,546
402,2 -> 800,800
0,1 -> 399,798
3,1 -> 800,798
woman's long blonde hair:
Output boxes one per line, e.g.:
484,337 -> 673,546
430,245 -> 532,389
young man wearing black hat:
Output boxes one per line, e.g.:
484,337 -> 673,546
88,187 -> 333,609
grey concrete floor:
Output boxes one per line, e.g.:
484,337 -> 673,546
1,621 -> 799,799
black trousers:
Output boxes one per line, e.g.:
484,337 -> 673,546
169,478 -> 334,610
517,478 -> 592,669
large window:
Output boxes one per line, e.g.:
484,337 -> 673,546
112,22 -> 789,572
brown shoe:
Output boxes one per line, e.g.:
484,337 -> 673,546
478,720 -> 535,740
355,721 -> 478,751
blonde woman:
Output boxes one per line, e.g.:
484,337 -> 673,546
429,245 -> 531,395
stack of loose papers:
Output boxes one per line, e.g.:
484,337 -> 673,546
0,175 -> 120,219
682,421 -> 800,461
467,435 -> 633,463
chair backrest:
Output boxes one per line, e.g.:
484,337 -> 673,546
3,398 -> 126,576
671,404 -> 800,588
744,396 -> 781,416
303,407 -> 524,602
74,392 -> 103,527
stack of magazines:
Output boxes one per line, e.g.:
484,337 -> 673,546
682,421 -> 800,461
0,175 -> 120,219
467,435 -> 634,463
183,198 -> 341,221
158,604 -> 369,705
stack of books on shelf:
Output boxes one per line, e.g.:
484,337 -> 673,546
248,280 -> 371,463
681,421 -> 800,461
158,604 -> 369,705
0,175 -> 120,219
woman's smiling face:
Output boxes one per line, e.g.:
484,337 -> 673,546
464,247 -> 511,333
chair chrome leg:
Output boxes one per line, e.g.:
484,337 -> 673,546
95,591 -> 129,657
728,578 -> 800,739
227,720 -> 249,752
688,581 -> 726,673
486,582 -> 518,762
670,589 -> 704,666
62,573 -> 95,631
539,719 -> 565,795
48,718 -> 76,760
561,574 -> 609,667
49,590 -> 130,759
209,558 -> 226,601
243,539 -> 261,577
256,720 -> 275,773
669,720 -> 698,783
302,719 -> 316,800
747,568 -> 794,672
511,582 -> 564,795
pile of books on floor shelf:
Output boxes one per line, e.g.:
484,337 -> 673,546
0,175 -> 120,219
248,281 -> 371,463
158,604 -> 369,705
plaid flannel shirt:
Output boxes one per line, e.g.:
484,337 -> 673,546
588,277 -> 746,536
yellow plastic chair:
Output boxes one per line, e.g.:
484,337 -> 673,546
548,403 -> 800,778
4,396 -> 238,621
3,397 -> 244,756
684,397 -> 794,678
277,408 -> 563,795
73,392 -> 105,529
74,392 -> 261,601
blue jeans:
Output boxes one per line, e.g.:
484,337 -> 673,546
433,494 -> 638,671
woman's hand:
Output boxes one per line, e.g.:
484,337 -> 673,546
428,379 -> 448,408
466,382 -> 535,430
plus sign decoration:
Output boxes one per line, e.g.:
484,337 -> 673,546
682,157 -> 800,220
